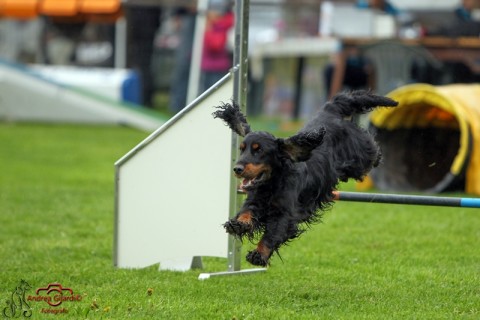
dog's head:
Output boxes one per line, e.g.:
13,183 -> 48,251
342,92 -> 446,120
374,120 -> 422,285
213,102 -> 325,191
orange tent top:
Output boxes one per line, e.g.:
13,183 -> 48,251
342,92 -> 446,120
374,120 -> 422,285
0,0 -> 38,19
39,0 -> 79,16
80,0 -> 120,14
0,0 -> 121,19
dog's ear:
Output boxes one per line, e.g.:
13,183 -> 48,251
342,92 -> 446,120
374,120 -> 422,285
278,128 -> 326,162
212,102 -> 251,137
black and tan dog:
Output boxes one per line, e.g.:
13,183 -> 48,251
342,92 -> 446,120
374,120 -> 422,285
213,91 -> 397,266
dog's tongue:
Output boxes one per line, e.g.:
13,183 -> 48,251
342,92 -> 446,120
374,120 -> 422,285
241,178 -> 252,190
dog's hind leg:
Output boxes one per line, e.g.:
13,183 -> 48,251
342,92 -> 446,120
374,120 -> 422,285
246,218 -> 297,266
246,239 -> 273,266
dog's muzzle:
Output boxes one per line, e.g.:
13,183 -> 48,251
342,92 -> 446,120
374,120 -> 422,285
233,163 -> 271,191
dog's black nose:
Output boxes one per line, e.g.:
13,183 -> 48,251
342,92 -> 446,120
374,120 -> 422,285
233,165 -> 244,175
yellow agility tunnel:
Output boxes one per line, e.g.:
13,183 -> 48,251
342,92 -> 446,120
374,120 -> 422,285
368,83 -> 480,195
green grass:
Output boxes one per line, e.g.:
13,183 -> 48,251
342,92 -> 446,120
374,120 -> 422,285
1,123 -> 479,319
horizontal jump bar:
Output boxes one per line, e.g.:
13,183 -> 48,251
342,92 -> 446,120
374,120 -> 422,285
333,191 -> 480,208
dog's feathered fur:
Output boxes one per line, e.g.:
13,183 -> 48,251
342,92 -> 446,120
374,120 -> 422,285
213,91 -> 398,266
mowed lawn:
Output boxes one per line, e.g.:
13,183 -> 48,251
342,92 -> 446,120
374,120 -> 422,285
0,123 -> 479,319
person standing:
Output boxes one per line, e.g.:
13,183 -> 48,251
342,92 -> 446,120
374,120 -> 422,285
200,1 -> 234,92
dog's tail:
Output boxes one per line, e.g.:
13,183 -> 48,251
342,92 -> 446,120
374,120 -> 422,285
325,90 -> 398,118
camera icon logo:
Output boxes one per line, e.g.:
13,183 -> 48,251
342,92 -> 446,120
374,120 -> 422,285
35,283 -> 74,307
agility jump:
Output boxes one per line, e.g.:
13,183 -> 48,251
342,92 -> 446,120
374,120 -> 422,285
334,191 -> 480,208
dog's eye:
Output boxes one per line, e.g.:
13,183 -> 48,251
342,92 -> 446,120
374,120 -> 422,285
252,143 -> 261,153
239,142 -> 246,153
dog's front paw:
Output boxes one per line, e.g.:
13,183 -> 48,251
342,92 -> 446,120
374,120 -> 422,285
246,250 -> 269,267
223,219 -> 253,237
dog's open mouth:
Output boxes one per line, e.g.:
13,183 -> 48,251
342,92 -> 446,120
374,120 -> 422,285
239,171 -> 269,191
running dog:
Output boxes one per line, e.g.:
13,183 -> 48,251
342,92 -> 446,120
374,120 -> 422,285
213,91 -> 397,266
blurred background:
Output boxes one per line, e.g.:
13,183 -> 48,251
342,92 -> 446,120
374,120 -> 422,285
1,0 -> 480,195
1,0 -> 479,117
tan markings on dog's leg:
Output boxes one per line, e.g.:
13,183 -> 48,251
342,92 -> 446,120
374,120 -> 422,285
256,240 -> 271,258
237,211 -> 253,224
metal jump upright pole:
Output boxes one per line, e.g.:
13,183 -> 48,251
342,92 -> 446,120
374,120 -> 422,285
227,0 -> 250,273
198,0 -> 267,280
